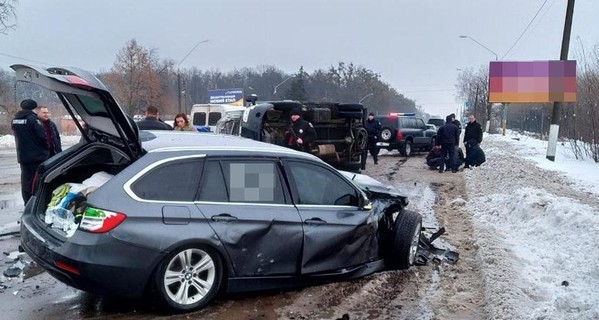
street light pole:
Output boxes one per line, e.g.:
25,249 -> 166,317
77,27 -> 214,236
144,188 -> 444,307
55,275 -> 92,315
459,35 -> 498,61
272,75 -> 295,98
177,39 -> 209,114
358,93 -> 374,104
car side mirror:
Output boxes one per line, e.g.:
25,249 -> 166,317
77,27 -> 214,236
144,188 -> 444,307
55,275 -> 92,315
361,197 -> 372,211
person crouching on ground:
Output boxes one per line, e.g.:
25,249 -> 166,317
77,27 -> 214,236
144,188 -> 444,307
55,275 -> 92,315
464,139 -> 486,168
285,108 -> 317,152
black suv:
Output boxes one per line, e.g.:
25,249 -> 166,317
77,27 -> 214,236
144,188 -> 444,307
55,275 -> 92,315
240,101 -> 368,171
375,113 -> 436,156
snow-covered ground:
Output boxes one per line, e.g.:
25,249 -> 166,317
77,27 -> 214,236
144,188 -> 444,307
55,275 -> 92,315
464,132 -> 599,319
0,132 -> 598,319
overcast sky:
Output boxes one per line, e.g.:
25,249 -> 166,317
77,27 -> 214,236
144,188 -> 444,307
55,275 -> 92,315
1,0 -> 597,116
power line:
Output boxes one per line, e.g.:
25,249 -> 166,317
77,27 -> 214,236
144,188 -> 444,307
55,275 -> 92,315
501,0 -> 549,59
0,52 -> 53,65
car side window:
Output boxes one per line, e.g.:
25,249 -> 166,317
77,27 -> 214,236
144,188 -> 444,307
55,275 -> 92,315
286,161 -> 359,206
221,160 -> 286,204
416,119 -> 426,129
198,159 -> 286,204
198,161 -> 229,202
131,158 -> 203,201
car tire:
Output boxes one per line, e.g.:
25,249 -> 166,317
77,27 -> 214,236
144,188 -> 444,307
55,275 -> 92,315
380,127 -> 393,141
387,210 -> 422,270
400,140 -> 412,157
154,245 -> 223,312
338,103 -> 365,112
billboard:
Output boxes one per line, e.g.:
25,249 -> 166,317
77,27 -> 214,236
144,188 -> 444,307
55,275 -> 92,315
488,61 -> 576,103
208,88 -> 244,106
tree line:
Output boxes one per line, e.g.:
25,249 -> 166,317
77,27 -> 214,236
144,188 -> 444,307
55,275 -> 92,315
0,39 -> 420,133
455,44 -> 599,162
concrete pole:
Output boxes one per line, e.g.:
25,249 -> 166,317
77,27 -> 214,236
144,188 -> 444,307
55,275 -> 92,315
546,0 -> 575,161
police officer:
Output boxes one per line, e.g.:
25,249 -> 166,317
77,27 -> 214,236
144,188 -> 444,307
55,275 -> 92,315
285,108 -> 316,152
362,112 -> 381,169
12,99 -> 50,205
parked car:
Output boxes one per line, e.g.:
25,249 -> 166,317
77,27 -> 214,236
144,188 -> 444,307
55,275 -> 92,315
240,101 -> 368,171
13,64 -> 423,313
427,115 -> 446,129
375,113 -> 437,156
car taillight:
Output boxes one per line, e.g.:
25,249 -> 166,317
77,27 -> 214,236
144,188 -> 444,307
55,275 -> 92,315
79,207 -> 126,233
396,130 -> 403,141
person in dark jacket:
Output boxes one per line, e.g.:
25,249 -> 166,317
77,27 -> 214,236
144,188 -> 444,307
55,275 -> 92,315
36,106 -> 62,156
449,113 -> 462,145
463,114 -> 483,155
464,139 -> 486,168
285,108 -> 317,152
362,112 -> 381,169
136,106 -> 173,130
425,145 -> 443,170
436,115 -> 459,173
12,99 -> 50,205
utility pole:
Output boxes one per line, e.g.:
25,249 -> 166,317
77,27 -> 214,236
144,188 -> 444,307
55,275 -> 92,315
546,0 -> 575,161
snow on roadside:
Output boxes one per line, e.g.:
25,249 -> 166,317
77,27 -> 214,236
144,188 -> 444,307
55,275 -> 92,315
0,134 -> 80,149
465,134 -> 599,319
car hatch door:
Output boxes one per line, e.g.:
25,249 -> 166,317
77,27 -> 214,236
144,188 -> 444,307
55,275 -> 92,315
11,64 -> 142,160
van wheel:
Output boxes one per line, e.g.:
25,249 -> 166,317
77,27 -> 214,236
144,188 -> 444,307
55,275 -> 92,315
338,103 -> 365,112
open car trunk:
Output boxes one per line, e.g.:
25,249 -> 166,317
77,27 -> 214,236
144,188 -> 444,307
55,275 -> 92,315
32,141 -> 134,238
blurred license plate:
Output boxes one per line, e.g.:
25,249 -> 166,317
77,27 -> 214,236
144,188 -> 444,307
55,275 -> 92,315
376,142 -> 390,147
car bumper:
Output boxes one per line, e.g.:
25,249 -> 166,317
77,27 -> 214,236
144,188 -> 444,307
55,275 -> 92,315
20,213 -> 161,298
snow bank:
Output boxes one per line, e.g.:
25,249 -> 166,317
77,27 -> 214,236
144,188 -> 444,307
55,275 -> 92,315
0,134 -> 81,149
465,134 -> 599,319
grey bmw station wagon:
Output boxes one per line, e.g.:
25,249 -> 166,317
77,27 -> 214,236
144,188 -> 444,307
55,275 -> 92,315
13,64 -> 422,313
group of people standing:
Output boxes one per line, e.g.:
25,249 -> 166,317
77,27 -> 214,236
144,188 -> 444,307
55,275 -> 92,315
12,99 -> 62,205
428,113 -> 485,172
136,106 -> 197,132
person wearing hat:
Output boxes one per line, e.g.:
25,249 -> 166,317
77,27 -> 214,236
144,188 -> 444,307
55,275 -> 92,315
11,99 -> 50,204
285,108 -> 316,152
362,112 -> 381,169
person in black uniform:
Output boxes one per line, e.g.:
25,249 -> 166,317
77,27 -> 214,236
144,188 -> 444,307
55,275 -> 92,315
436,115 -> 459,173
362,112 -> 381,169
11,99 -> 50,205
463,114 -> 483,156
136,106 -> 173,130
285,109 -> 316,152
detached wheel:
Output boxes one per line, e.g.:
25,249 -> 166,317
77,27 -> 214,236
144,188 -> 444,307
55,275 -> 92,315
380,127 -> 393,141
387,210 -> 422,270
155,245 -> 223,312
400,140 -> 412,157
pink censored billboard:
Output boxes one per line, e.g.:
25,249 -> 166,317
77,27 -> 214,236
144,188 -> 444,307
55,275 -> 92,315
488,61 -> 576,103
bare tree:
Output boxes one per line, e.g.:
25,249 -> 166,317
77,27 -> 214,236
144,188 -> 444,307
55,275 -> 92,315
102,39 -> 165,116
0,0 -> 17,34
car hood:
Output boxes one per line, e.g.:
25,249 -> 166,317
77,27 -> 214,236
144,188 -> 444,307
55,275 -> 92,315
11,64 -> 142,160
339,171 -> 409,205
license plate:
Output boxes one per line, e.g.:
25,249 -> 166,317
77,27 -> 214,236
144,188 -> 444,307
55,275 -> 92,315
376,142 -> 390,147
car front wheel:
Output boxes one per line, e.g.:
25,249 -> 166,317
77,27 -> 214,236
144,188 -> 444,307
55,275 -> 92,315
387,210 -> 422,270
155,245 -> 223,312
400,140 -> 412,157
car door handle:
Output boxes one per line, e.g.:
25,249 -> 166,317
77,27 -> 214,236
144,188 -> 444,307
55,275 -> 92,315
304,218 -> 327,225
211,214 -> 238,222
